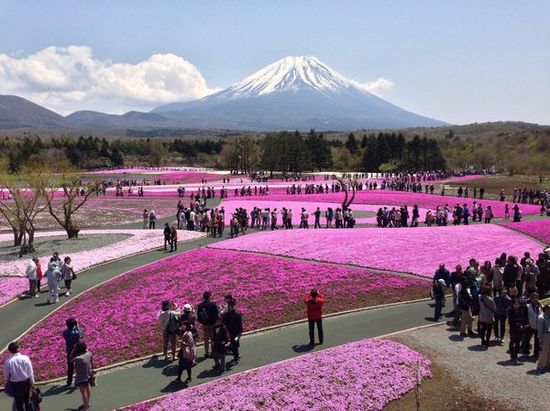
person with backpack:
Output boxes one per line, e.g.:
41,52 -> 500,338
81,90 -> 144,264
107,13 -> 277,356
478,286 -> 497,347
63,318 -> 84,386
176,322 -> 197,383
197,292 -> 219,358
158,300 -> 181,361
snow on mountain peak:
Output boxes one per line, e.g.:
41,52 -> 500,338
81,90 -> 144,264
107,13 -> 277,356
208,55 -> 365,100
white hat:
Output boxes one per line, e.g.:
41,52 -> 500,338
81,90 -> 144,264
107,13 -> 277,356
183,304 -> 192,312
437,279 -> 446,286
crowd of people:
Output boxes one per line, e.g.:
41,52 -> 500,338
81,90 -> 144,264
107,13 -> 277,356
24,252 -> 77,303
432,246 -> 550,372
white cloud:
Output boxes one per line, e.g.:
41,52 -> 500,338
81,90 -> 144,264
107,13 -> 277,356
355,77 -> 395,96
0,46 -> 217,114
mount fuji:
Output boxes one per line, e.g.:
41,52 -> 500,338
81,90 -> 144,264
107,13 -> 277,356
154,56 -> 446,130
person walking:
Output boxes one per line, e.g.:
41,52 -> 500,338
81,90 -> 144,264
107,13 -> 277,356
433,279 -> 446,321
478,286 -> 496,347
197,292 -> 219,358
71,341 -> 94,411
63,318 -> 84,386
176,322 -> 197,383
61,256 -> 76,296
25,257 -> 39,298
45,259 -> 61,304
314,207 -> 321,228
170,225 -> 178,252
304,289 -> 325,345
36,257 -> 43,294
3,342 -> 34,411
222,299 -> 243,363
537,304 -> 550,372
212,316 -> 230,374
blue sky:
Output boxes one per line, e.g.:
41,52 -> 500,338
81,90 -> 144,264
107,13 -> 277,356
1,0 -> 549,124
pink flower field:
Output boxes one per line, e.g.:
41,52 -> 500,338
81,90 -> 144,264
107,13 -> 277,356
210,225 -> 543,278
0,229 -> 204,306
158,171 -> 224,182
121,338 -> 431,411
221,199 -> 384,224
0,277 -> 28,306
500,219 -> 550,245
244,190 -> 541,218
0,249 -> 428,383
0,229 -> 204,278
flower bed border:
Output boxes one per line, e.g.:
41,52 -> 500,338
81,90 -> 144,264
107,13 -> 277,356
3,295 -> 434,390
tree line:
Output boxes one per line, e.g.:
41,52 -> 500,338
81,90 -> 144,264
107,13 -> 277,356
0,131 -> 445,174
221,130 -> 446,174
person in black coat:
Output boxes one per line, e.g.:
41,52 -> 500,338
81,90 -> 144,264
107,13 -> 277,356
163,223 -> 171,251
222,299 -> 243,363
197,292 -> 219,358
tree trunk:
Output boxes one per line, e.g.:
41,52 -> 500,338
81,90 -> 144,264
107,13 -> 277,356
12,227 -> 22,247
66,226 -> 80,239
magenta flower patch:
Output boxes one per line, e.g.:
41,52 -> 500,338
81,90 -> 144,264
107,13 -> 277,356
210,225 -> 543,278
0,249 -> 427,383
122,338 -> 431,411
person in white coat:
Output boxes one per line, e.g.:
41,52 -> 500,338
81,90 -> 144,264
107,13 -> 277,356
25,257 -> 39,297
46,259 -> 62,303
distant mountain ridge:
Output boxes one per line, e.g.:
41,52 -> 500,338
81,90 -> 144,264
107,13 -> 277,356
0,56 -> 446,132
153,56 -> 446,130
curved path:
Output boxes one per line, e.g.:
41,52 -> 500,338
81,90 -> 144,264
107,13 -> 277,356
0,300 -> 435,410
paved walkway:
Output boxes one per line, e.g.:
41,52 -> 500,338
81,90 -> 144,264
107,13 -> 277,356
0,234 -> 226,350
0,300 -> 435,411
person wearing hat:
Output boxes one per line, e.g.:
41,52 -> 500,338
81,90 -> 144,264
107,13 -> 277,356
433,278 -> 447,321
180,304 -> 198,339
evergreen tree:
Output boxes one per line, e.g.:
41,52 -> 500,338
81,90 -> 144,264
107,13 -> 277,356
345,133 -> 359,155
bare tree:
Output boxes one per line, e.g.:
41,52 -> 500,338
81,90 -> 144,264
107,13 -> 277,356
0,170 -> 47,253
40,169 -> 97,239
335,175 -> 358,211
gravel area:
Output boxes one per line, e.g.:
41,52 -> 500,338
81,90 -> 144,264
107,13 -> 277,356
0,234 -> 130,262
397,325 -> 550,410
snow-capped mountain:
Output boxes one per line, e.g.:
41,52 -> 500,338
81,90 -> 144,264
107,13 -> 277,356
154,56 -> 446,130
209,56 -> 360,99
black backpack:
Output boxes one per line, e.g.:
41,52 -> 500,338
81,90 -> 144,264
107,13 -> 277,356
197,306 -> 209,324
166,314 -> 182,335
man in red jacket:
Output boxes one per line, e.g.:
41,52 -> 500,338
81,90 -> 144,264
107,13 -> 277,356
304,289 -> 325,345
